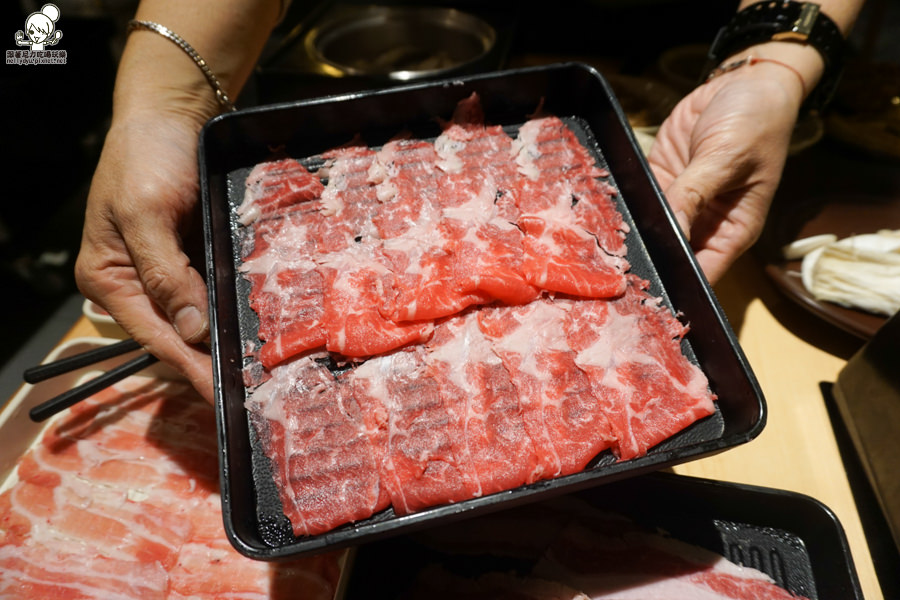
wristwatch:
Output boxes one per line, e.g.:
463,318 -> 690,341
704,1 -> 846,113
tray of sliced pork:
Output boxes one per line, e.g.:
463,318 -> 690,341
199,62 -> 766,559
340,472 -> 863,600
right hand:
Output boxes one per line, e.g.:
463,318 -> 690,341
75,107 -> 215,402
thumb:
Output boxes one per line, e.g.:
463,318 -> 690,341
127,217 -> 210,344
662,152 -> 741,240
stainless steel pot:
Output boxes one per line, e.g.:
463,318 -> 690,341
303,5 -> 497,81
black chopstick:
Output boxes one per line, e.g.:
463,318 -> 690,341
23,338 -> 143,384
28,352 -> 159,423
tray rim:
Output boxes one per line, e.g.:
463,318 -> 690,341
339,471 -> 864,600
199,61 -> 768,560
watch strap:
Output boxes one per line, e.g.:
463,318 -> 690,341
704,1 -> 845,112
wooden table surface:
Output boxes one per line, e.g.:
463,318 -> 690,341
39,252 -> 883,599
672,253 -> 880,600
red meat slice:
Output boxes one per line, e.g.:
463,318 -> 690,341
379,94 -> 536,321
434,93 -> 519,189
350,346 -> 476,514
384,180 -> 535,322
571,174 -> 629,258
449,217 -> 539,306
432,93 -> 536,304
519,215 -> 627,299
319,144 -> 381,241
370,138 -> 444,240
319,243 -> 434,357
477,300 -> 617,479
246,355 -> 389,536
425,312 -> 542,496
512,115 -> 628,258
252,266 -> 327,368
564,276 -> 716,460
243,147 -> 384,366
509,116 -> 630,298
241,205 -> 329,368
371,136 -> 505,322
237,158 -> 324,225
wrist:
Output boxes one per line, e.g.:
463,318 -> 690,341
112,30 -> 221,131
717,41 -> 823,108
704,1 -> 848,113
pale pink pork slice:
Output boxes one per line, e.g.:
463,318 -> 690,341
0,377 -> 343,599
535,512 -> 806,600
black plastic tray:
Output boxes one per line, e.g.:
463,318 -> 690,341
199,63 -> 766,560
340,472 -> 864,600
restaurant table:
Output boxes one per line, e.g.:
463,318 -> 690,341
11,251 -> 886,600
673,252 -> 882,600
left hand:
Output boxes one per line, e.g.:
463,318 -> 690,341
648,64 -> 801,284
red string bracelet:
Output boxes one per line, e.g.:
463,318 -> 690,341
704,56 -> 807,98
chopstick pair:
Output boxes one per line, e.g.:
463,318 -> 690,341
23,339 -> 158,423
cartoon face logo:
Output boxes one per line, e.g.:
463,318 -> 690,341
15,4 -> 63,51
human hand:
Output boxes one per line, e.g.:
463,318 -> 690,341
648,63 -> 802,284
75,109 -> 215,401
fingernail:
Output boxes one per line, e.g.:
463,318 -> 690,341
174,306 -> 205,342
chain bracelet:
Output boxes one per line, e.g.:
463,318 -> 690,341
126,19 -> 236,113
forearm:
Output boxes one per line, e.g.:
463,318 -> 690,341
114,0 -> 282,126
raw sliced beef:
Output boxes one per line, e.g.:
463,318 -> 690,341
242,147 -> 385,366
252,264 -> 328,368
518,215 -> 627,298
245,355 -> 390,536
477,299 -> 617,478
240,208 -> 328,368
237,94 -> 718,537
564,276 -> 717,460
236,158 -> 324,225
512,115 -> 627,257
318,242 -> 435,357
511,115 -> 630,297
425,311 -> 542,496
350,346 -> 477,515
369,137 -> 444,240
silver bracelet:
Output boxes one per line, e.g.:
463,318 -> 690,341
126,19 -> 236,112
